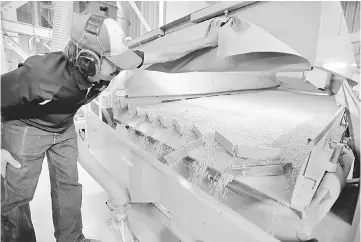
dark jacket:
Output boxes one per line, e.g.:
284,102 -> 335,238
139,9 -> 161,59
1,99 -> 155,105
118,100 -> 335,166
1,51 -> 142,133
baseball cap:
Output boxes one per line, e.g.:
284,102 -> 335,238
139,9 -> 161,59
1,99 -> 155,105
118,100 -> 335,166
70,14 -> 142,70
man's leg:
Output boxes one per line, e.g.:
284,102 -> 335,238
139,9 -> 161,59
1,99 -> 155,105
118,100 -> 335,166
46,124 -> 85,242
1,122 -> 52,242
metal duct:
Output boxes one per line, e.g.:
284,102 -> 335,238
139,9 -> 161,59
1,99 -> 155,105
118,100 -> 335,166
51,1 -> 73,52
77,134 -> 137,242
77,135 -> 129,207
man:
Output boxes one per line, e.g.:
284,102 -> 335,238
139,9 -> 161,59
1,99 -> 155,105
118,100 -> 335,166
1,13 -> 227,242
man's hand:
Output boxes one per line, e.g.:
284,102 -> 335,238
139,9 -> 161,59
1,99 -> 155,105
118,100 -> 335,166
1,149 -> 21,178
204,17 -> 230,48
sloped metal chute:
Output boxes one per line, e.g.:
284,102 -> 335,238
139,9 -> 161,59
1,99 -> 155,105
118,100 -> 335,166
147,16 -> 312,74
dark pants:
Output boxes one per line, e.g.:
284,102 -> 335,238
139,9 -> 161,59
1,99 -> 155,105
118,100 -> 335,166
1,121 -> 85,242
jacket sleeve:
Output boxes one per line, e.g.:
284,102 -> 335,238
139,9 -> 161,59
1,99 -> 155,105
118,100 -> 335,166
1,58 -> 42,112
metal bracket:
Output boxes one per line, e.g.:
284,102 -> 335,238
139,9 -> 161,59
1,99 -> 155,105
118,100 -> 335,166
173,118 -> 184,135
164,137 -> 205,165
159,115 -> 172,128
190,1 -> 259,23
146,110 -> 158,123
326,142 -> 345,172
136,106 -> 146,118
224,10 -> 229,18
214,131 -> 237,155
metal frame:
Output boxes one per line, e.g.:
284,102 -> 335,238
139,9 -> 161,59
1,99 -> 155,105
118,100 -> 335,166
1,1 -> 28,11
291,106 -> 348,212
99,1 -> 360,240
84,111 -> 281,242
3,32 -> 29,61
1,19 -> 52,39
190,1 -> 260,23
127,1 -> 261,47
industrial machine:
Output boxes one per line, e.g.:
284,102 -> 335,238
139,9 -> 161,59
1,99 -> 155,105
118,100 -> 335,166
74,2 -> 360,242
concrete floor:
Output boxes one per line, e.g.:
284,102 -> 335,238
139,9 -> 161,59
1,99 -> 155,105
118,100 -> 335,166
30,158 -> 116,242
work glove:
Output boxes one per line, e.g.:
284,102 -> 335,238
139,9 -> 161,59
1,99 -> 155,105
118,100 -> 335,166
204,16 -> 230,48
1,149 -> 21,178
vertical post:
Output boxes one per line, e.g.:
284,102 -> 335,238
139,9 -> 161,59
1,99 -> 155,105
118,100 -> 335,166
1,11 -> 7,74
1,35 -> 8,74
32,1 -> 42,26
11,53 -> 18,70
159,0 -> 164,27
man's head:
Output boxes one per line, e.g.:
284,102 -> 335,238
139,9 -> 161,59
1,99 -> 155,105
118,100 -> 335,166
68,14 -> 142,82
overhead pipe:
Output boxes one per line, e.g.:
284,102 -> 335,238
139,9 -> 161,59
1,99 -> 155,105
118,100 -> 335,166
51,1 -> 74,51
